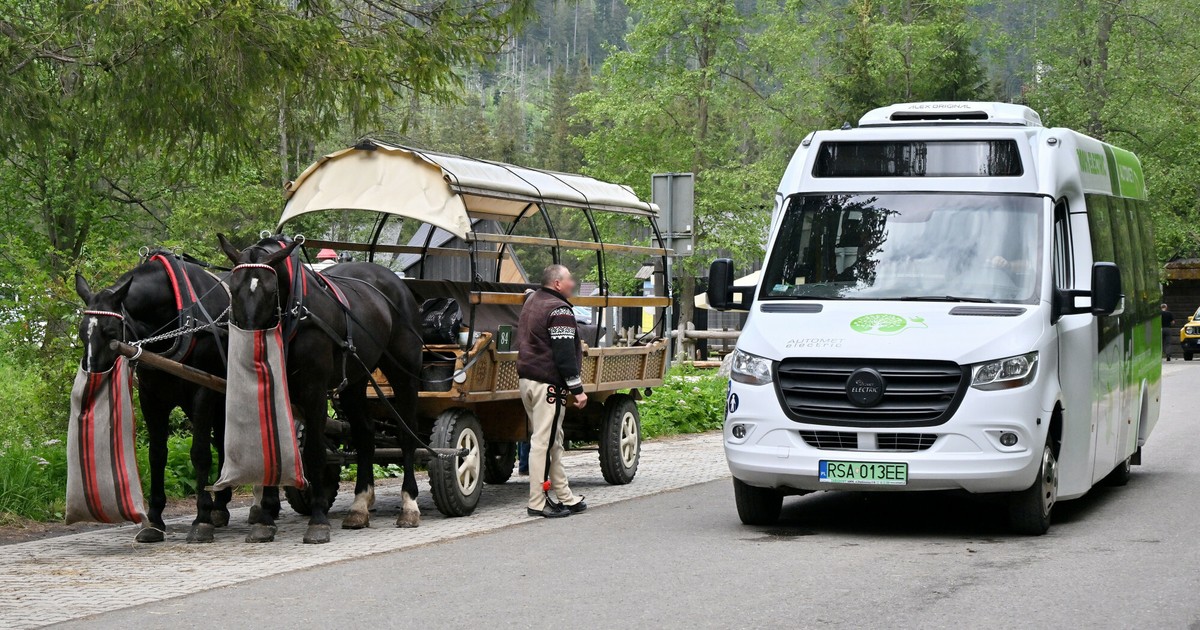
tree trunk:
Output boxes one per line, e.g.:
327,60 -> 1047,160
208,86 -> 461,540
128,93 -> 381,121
278,89 -> 289,188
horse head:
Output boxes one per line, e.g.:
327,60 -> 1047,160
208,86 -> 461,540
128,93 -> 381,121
218,233 -> 301,331
74,273 -> 134,372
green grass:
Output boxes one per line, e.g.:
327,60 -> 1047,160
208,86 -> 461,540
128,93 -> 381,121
0,438 -> 68,522
638,365 -> 728,438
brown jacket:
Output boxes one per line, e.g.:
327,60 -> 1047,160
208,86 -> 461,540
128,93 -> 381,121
516,288 -> 583,394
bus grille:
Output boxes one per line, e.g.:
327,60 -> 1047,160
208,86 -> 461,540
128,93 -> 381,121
776,358 -> 967,427
799,431 -> 857,450
876,433 -> 938,451
798,431 -> 939,452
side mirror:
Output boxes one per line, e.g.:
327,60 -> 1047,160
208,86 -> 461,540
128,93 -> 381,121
1091,262 -> 1123,316
707,259 -> 736,311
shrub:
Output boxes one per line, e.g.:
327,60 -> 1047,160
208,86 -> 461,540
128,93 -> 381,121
638,365 -> 728,438
0,438 -> 68,522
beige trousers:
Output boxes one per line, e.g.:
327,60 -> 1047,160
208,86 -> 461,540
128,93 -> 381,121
520,378 -> 580,510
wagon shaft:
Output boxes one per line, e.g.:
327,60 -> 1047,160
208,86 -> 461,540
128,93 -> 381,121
109,340 -> 228,393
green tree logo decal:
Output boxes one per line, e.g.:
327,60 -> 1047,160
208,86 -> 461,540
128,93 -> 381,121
850,313 -> 928,336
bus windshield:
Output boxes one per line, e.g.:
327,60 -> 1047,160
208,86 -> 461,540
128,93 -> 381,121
760,193 -> 1044,304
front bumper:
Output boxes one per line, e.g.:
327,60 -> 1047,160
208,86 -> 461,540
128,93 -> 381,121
724,380 -> 1047,495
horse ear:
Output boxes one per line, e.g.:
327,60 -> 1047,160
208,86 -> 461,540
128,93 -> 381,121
217,233 -> 241,264
74,272 -> 94,304
262,239 -> 301,266
108,276 -> 133,302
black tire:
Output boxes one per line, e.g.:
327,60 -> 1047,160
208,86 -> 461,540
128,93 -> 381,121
733,477 -> 783,525
599,394 -> 641,485
1008,444 -> 1058,535
1185,351 -> 1193,361
285,464 -> 341,516
1103,456 -> 1133,487
484,441 -> 517,485
428,408 -> 484,517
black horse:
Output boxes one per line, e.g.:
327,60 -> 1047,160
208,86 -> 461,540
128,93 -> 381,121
74,252 -> 280,543
217,234 -> 424,544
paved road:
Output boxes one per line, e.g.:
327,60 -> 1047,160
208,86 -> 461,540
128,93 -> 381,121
14,361 -> 1200,628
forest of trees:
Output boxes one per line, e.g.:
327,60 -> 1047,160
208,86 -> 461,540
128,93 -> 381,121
1,0 -> 1199,436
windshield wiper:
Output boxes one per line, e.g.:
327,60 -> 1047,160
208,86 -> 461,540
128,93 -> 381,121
895,295 -> 996,303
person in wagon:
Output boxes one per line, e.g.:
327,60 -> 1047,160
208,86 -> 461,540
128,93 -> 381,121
517,264 -> 589,518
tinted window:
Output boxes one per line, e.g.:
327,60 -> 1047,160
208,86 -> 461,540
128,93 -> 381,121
813,140 -> 1024,177
761,193 -> 1044,304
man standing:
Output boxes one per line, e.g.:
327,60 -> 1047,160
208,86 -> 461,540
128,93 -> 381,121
1161,304 -> 1175,361
517,264 -> 589,518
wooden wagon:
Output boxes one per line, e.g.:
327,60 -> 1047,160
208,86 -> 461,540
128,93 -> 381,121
277,140 -> 672,516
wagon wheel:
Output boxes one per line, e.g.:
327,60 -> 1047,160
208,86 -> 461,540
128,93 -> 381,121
599,394 -> 640,485
428,408 -> 484,517
483,441 -> 518,485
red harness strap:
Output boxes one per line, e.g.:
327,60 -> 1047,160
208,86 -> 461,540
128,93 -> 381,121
150,254 -> 200,361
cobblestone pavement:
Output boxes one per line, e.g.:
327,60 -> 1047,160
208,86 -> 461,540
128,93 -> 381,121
0,432 -> 726,629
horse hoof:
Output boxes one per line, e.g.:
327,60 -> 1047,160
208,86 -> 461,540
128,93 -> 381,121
187,523 -> 215,544
303,524 -> 331,544
211,510 -> 230,528
135,527 -> 165,543
245,524 -> 277,543
341,512 -> 370,530
396,511 -> 421,529
248,505 -> 263,525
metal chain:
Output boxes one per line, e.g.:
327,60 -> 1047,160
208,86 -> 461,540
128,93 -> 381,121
131,306 -> 230,347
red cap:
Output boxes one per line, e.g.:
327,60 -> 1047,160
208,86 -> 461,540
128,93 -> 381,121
316,248 -> 337,260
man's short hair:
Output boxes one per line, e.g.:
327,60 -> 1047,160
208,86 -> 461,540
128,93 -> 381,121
542,264 -> 569,287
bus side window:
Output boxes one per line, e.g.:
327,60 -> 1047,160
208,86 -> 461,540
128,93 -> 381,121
1053,200 -> 1073,290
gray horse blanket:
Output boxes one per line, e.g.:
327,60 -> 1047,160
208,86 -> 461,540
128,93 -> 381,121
214,324 -> 306,490
65,357 -> 148,525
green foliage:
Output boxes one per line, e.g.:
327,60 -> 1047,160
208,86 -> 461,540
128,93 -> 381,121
0,438 -> 67,522
340,463 -> 406,482
825,0 -> 987,124
1022,0 -> 1200,261
638,366 -> 728,438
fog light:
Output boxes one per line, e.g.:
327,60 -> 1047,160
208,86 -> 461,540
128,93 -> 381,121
999,432 -> 1018,447
732,424 -> 747,439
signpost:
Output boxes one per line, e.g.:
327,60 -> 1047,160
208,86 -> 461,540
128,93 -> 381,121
652,173 -> 695,367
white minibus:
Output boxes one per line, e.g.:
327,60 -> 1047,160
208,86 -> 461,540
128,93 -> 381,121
707,101 -> 1160,534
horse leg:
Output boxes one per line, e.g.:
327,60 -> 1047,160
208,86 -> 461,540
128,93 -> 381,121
338,386 -> 374,530
186,390 -> 220,543
209,396 -> 233,528
245,485 -> 278,543
244,401 -> 284,542
391,376 -> 422,529
137,395 -> 171,543
298,388 -> 333,544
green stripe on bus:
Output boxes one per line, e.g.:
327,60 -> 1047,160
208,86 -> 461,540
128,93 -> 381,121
1102,145 -> 1122,197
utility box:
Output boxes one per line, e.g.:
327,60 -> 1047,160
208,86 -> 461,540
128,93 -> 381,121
652,173 -> 694,257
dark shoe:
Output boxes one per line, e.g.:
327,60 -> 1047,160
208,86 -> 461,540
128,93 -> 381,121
527,505 -> 571,518
518,468 -> 529,476
565,499 -> 587,514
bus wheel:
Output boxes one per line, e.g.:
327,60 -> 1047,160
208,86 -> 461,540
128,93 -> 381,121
733,478 -> 783,525
1008,444 -> 1057,535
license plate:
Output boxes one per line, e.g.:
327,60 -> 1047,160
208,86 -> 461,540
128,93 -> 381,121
819,460 -> 908,485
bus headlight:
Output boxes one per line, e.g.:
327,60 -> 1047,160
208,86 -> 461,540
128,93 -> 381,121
731,349 -> 773,386
971,352 -> 1038,390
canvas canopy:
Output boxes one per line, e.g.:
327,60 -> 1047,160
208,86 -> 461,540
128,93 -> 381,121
281,140 -> 659,239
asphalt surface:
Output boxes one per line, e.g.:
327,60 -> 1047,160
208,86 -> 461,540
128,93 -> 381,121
58,361 -> 1200,629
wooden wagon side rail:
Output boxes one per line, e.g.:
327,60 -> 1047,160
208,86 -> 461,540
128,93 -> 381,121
469,291 -> 672,308
468,232 -> 672,257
